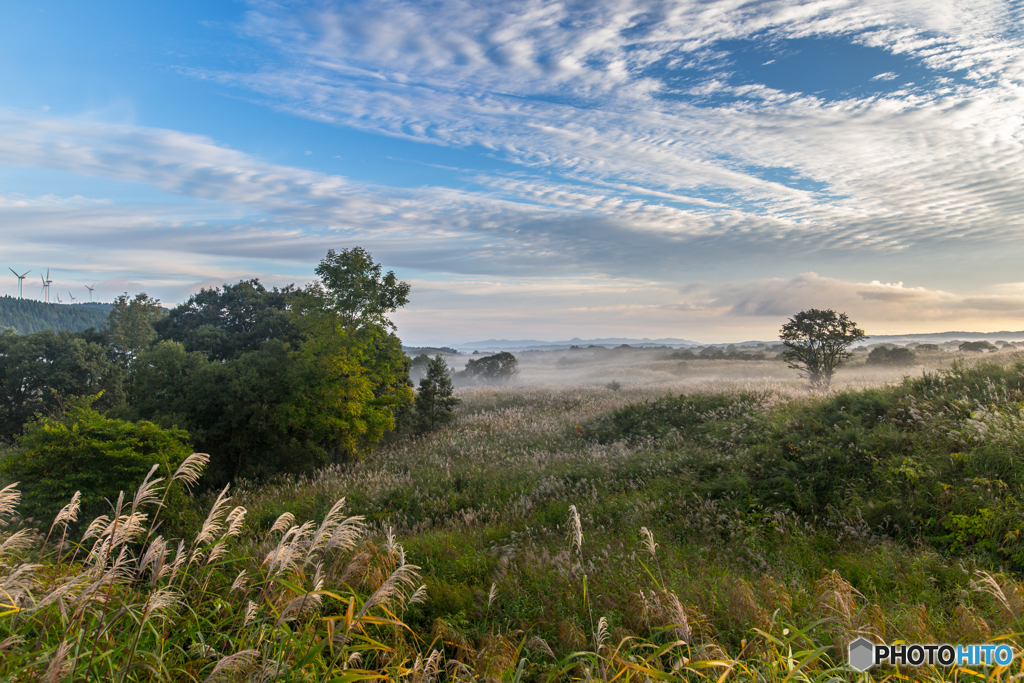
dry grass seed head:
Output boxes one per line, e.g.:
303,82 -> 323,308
244,600 -> 259,626
0,483 -> 20,524
355,559 -> 421,621
902,603 -> 932,643
144,587 -> 181,620
727,579 -> 770,631
639,526 -> 657,558
223,506 -> 247,539
81,515 -> 111,543
0,634 -> 25,652
205,649 -> 260,683
954,604 -> 991,642
409,584 -> 428,605
557,619 -> 586,651
131,464 -> 164,513
307,497 -> 347,561
971,570 -> 1024,621
410,649 -> 444,683
326,515 -> 366,555
138,536 -> 168,578
474,633 -> 518,679
231,569 -> 248,592
567,505 -> 583,555
196,484 -> 232,547
49,491 -> 81,534
594,616 -> 609,653
527,635 -> 555,660
276,591 -> 323,626
267,512 -> 295,538
172,453 -> 210,491
165,540 -> 186,581
263,520 -> 315,577
0,528 -> 38,558
43,640 -> 73,683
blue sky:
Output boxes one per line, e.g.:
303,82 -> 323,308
2,0 -> 1023,343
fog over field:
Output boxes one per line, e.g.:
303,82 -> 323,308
442,345 -> 971,393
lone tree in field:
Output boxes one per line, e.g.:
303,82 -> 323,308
414,354 -> 460,433
780,309 -> 866,389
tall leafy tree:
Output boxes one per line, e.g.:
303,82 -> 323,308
780,309 -> 867,389
292,249 -> 414,462
308,247 -> 411,330
107,293 -> 165,369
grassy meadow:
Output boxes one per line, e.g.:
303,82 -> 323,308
4,348 -> 1024,681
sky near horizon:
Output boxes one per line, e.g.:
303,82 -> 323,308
1,0 -> 1023,344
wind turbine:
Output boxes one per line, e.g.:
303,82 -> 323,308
69,291 -> 77,304
8,268 -> 30,299
40,269 -> 53,303
85,283 -> 95,301
55,292 -> 63,304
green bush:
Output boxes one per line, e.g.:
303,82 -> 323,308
0,398 -> 192,525
456,352 -> 518,385
866,345 -> 917,366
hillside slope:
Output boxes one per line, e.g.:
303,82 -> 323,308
0,296 -> 112,333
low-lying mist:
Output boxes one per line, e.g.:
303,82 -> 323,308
443,345 -> 982,394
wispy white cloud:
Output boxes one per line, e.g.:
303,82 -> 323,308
198,0 -> 1024,262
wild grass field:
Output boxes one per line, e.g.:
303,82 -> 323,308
3,350 -> 1024,681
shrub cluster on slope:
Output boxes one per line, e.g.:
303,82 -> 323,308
587,359 -> 1024,570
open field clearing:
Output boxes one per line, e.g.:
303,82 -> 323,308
4,353 -> 1024,680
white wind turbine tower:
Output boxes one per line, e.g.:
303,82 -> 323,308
69,291 -> 77,304
40,269 -> 53,303
55,292 -> 63,304
9,268 -> 30,299
85,283 -> 95,301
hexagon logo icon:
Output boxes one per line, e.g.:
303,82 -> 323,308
848,637 -> 875,672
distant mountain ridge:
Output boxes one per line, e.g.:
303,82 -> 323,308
0,297 -> 113,334
447,336 -> 702,352
438,330 -> 1024,353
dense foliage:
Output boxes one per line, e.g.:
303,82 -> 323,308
0,328 -> 122,440
0,296 -> 112,334
0,398 -> 192,524
866,345 -> 917,365
961,340 -> 998,352
588,359 -> 1024,570
0,249 -> 415,485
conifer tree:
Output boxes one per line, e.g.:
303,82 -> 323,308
414,354 -> 460,433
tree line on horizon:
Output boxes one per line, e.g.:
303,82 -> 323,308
0,296 -> 113,334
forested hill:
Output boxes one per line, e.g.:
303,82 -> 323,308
0,296 -> 113,333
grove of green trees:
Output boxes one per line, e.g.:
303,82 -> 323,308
0,249 -> 429,503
